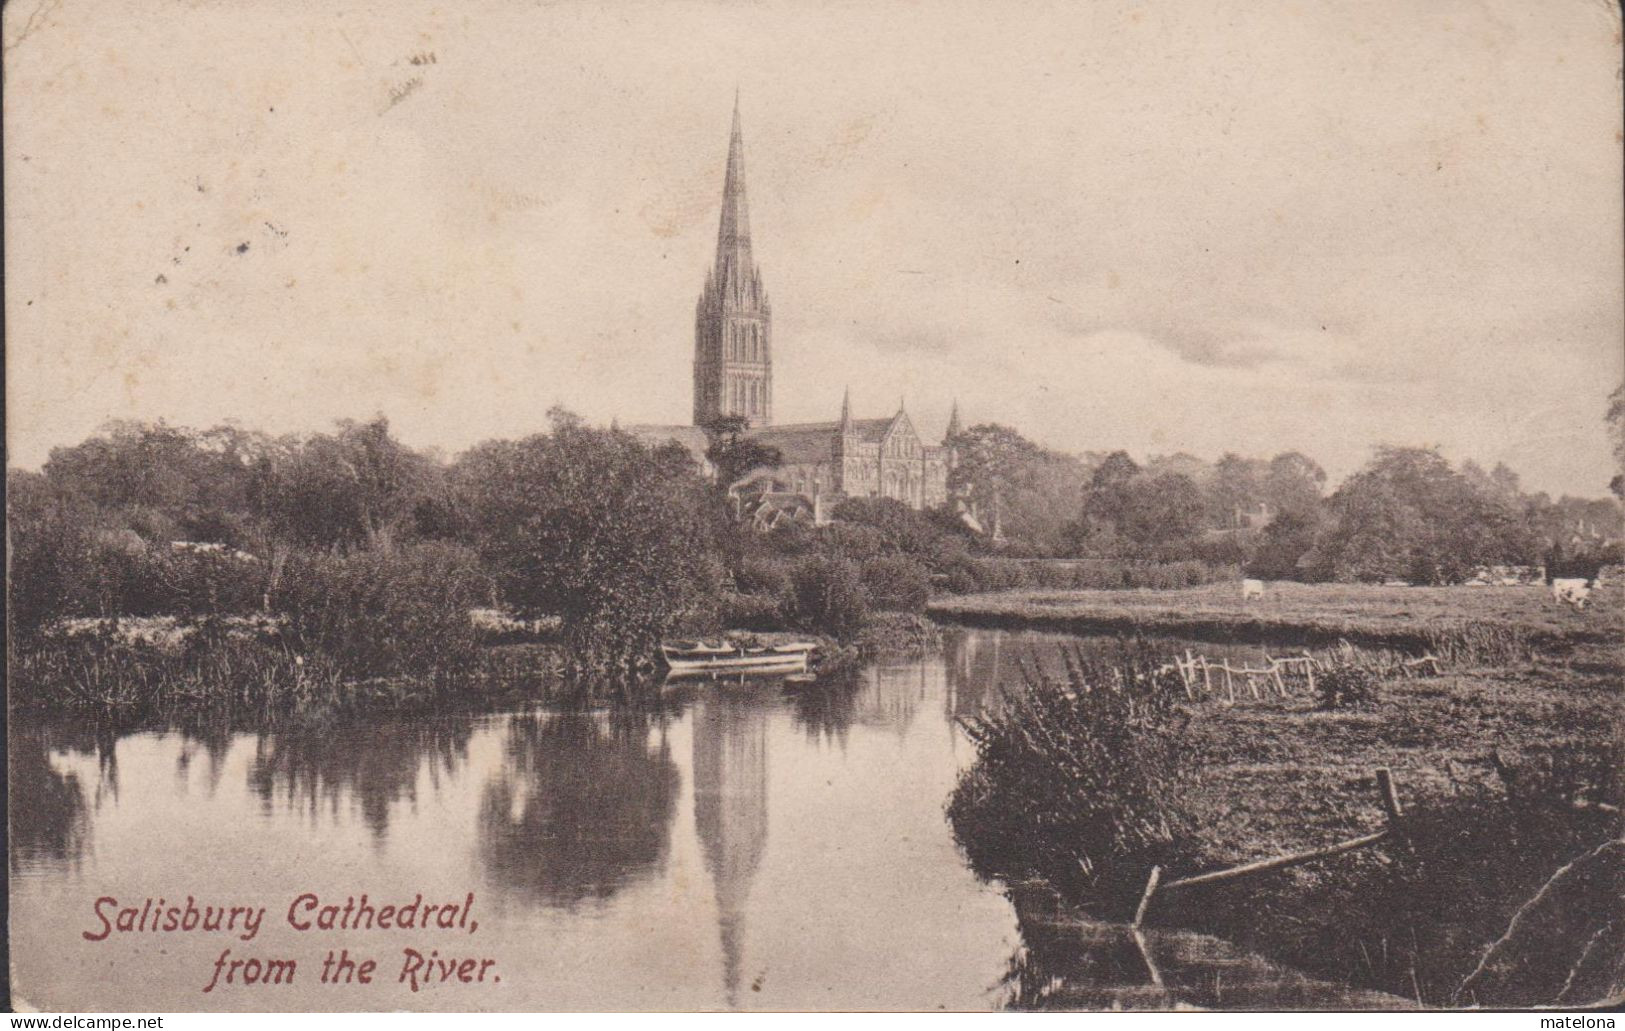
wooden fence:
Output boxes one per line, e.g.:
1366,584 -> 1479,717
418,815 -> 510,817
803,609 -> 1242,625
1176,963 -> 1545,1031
1158,643 -> 1444,703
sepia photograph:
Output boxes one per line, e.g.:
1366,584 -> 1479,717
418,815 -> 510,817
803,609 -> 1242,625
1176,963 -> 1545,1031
5,0 -> 1623,1015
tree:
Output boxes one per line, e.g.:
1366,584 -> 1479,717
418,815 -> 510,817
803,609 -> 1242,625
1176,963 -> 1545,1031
1119,473 -> 1207,548
262,417 -> 440,550
830,496 -> 943,558
996,450 -> 1094,556
1262,451 -> 1327,518
1308,446 -> 1537,584
1206,452 -> 1266,528
456,408 -> 725,668
701,415 -> 782,490
1249,509 -> 1323,580
6,470 -> 103,631
948,423 -> 1044,536
41,420 -> 268,545
1079,451 -> 1140,529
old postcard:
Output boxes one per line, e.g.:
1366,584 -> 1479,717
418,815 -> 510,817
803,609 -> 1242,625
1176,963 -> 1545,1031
5,0 -> 1623,1015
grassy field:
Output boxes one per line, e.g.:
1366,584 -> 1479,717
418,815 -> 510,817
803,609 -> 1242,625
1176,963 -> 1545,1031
1166,635 -> 1623,1007
942,581 -> 1624,1006
929,580 -> 1621,650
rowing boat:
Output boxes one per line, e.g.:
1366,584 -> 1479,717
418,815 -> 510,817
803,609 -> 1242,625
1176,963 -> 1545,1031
660,639 -> 816,675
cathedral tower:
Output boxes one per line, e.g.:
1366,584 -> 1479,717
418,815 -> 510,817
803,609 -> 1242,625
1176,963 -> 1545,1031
693,95 -> 772,427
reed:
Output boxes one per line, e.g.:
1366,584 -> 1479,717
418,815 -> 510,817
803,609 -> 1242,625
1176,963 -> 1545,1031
948,642 -> 1198,909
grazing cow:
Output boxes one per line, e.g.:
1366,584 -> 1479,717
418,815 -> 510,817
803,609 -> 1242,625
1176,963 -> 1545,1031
1241,578 -> 1265,601
1552,577 -> 1592,609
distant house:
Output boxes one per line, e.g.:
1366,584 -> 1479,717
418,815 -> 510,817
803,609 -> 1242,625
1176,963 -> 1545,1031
738,490 -> 816,531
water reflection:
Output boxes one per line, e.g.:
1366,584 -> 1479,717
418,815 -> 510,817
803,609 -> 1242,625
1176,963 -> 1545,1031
785,669 -> 860,746
1000,899 -> 1411,1010
8,628 -> 1365,1011
692,689 -> 769,1006
172,727 -> 234,798
785,661 -> 923,745
479,710 -> 680,908
8,724 -> 97,873
247,718 -> 473,839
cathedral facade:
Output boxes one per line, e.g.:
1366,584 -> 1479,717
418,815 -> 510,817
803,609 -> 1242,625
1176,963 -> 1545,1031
632,99 -> 956,515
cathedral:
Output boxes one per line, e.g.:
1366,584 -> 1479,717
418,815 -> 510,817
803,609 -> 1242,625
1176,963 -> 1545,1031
631,98 -> 956,516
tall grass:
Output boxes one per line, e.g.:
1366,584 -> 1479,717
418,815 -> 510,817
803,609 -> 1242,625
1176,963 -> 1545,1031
1424,621 -> 1536,666
948,642 -> 1197,910
9,621 -> 343,720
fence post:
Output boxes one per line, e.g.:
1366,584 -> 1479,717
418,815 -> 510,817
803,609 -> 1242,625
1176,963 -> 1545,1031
1376,767 -> 1410,854
1132,865 -> 1161,928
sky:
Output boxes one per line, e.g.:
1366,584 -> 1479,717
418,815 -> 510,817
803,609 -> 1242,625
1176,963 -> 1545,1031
5,0 -> 1622,495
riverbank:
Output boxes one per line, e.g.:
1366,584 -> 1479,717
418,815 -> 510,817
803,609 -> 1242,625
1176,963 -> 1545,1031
6,609 -> 927,724
947,620 -> 1624,1008
1170,638 -> 1621,1007
927,581 -> 1621,652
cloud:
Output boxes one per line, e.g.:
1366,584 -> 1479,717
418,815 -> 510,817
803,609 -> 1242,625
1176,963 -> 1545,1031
3,0 -> 1619,498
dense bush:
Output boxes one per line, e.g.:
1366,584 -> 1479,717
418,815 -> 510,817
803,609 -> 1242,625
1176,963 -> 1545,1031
855,611 -> 942,655
715,591 -> 785,631
734,556 -> 792,599
1306,447 -> 1541,585
948,644 -> 1195,907
859,555 -> 931,612
7,473 -> 268,630
456,411 -> 725,669
936,557 -> 1239,594
1315,664 -> 1382,709
273,541 -> 487,682
787,556 -> 870,639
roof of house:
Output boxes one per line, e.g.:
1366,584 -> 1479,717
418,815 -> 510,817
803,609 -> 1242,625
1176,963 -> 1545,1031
626,410 -> 933,472
750,417 -> 898,465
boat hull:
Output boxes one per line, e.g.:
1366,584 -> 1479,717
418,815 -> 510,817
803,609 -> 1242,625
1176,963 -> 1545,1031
660,651 -> 810,677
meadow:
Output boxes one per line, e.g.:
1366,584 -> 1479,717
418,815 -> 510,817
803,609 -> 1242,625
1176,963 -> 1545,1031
944,581 -> 1624,1007
928,580 -> 1620,650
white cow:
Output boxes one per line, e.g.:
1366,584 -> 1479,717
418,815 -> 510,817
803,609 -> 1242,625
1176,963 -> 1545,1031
1552,577 -> 1592,610
1241,578 -> 1265,601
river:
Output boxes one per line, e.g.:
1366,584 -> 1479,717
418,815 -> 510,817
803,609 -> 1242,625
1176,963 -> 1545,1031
8,628 -> 1394,1011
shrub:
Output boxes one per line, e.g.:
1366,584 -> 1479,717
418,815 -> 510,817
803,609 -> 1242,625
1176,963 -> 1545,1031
948,643 -> 1195,908
273,541 -> 487,682
734,556 -> 792,599
1315,664 -> 1382,708
941,556 -> 984,595
814,522 -> 889,563
716,591 -> 785,631
787,556 -> 869,639
859,555 -> 931,612
855,611 -> 942,655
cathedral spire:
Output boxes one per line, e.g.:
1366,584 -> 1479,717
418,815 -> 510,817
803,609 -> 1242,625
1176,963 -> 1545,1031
839,386 -> 853,432
715,92 -> 752,292
693,97 -> 772,427
946,399 -> 962,439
